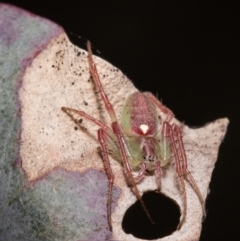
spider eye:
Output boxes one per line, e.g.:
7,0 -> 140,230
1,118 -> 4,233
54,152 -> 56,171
144,155 -> 157,162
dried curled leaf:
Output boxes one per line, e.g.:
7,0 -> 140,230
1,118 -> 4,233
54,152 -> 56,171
20,32 -> 229,240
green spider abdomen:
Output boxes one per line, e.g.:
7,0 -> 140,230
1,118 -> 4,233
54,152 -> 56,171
121,92 -> 158,137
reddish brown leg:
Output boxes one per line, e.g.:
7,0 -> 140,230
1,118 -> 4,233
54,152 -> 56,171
144,92 -> 174,122
162,121 -> 187,229
155,161 -> 162,191
172,124 -> 205,215
163,121 -> 205,229
98,129 -> 115,231
133,162 -> 147,183
61,107 -> 115,139
87,42 -> 154,224
87,42 -> 117,122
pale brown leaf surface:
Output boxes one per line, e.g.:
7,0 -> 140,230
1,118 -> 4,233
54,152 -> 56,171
20,33 -> 229,240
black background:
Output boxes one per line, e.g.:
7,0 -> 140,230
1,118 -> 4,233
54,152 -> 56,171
5,1 -> 240,240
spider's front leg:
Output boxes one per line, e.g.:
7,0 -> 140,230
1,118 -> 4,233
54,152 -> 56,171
162,121 -> 205,229
87,41 -> 154,224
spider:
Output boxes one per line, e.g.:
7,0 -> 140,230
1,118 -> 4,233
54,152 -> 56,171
62,41 -> 205,231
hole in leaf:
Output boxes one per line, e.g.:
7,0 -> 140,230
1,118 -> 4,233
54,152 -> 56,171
122,191 -> 180,240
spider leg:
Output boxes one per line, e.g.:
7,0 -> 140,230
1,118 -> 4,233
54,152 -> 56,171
87,41 -> 154,224
87,42 -> 117,122
98,128 -> 115,231
133,162 -> 147,183
61,107 -> 115,139
162,121 -> 187,229
163,121 -> 205,229
155,161 -> 162,191
62,106 -> 120,230
172,124 -> 205,215
144,92 -> 174,122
